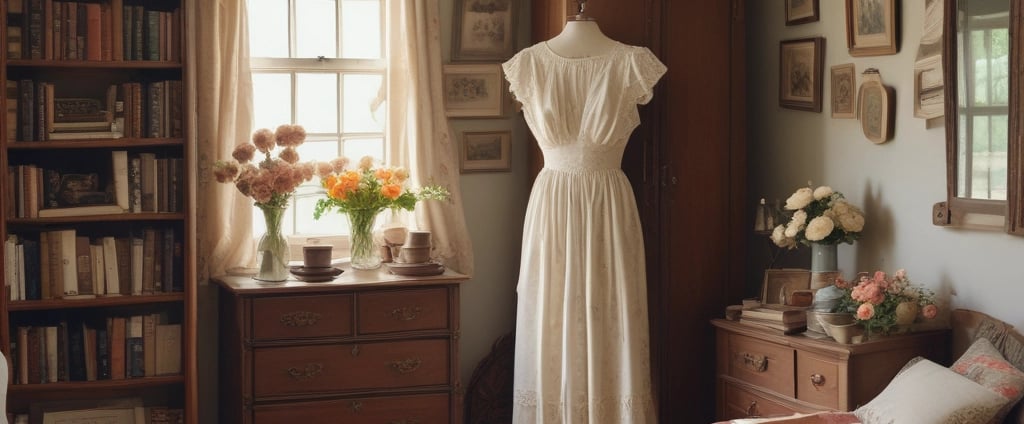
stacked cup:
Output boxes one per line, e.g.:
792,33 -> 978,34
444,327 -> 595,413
398,231 -> 432,263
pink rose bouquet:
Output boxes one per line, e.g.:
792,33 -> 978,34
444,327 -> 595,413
834,269 -> 938,337
212,124 -> 315,208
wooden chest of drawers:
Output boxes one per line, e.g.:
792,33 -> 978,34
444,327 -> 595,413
215,271 -> 467,424
712,319 -> 949,421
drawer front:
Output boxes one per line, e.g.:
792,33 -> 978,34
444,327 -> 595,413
728,334 -> 795,396
254,393 -> 450,424
358,287 -> 449,334
252,294 -> 354,340
253,339 -> 450,397
723,380 -> 799,420
796,350 -> 840,409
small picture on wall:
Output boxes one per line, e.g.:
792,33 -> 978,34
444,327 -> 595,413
845,0 -> 899,56
779,37 -> 824,112
452,0 -> 517,61
785,0 -> 819,25
443,64 -> 505,118
831,63 -> 856,119
461,131 -> 511,173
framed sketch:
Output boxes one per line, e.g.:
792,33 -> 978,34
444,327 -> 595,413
831,63 -> 856,119
779,37 -> 824,112
443,64 -> 505,118
460,131 -> 511,173
761,269 -> 811,305
785,0 -> 819,25
857,69 -> 895,144
845,0 -> 899,56
452,0 -> 517,61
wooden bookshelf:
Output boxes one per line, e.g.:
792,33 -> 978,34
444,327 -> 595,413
0,0 -> 195,422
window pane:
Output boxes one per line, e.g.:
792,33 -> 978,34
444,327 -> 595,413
297,139 -> 342,163
343,137 -> 384,162
341,0 -> 381,59
297,73 -> 339,133
296,0 -> 338,58
342,74 -> 384,133
252,73 -> 293,130
247,0 -> 289,57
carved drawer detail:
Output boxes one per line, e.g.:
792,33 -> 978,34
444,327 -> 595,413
252,294 -> 353,340
358,288 -> 448,334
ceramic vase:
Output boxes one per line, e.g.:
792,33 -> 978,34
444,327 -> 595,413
255,203 -> 290,282
810,242 -> 840,290
348,208 -> 383,270
894,301 -> 920,333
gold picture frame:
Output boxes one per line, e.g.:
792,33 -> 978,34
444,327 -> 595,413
846,0 -> 900,57
460,131 -> 511,173
779,37 -> 824,112
831,63 -> 857,119
761,269 -> 811,305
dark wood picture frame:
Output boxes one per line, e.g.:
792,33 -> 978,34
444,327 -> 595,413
846,0 -> 900,56
452,0 -> 518,61
779,37 -> 824,112
761,269 -> 811,305
460,131 -> 512,173
785,0 -> 820,25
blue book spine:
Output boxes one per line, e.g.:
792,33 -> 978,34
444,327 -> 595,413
96,327 -> 110,380
127,337 -> 144,377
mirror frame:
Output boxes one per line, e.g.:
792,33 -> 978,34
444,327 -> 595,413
940,0 -> 1023,234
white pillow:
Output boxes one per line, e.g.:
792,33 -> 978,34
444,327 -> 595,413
854,358 -> 1008,424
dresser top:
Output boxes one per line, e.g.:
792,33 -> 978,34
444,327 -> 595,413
213,267 -> 469,295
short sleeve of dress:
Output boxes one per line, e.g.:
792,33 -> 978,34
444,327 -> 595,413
627,47 -> 667,105
502,49 -> 533,104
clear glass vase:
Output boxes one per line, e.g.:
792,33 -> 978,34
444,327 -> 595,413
254,203 -> 290,282
348,208 -> 383,270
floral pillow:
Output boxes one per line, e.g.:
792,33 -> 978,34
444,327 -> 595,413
951,338 -> 1024,424
854,358 -> 1007,424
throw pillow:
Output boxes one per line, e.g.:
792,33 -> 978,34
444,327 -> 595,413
951,338 -> 1024,424
854,358 -> 1007,424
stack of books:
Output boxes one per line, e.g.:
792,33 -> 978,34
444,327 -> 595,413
739,305 -> 808,334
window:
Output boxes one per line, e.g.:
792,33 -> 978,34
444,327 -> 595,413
247,0 -> 387,244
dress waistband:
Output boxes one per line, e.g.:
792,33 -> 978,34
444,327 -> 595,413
542,145 -> 623,171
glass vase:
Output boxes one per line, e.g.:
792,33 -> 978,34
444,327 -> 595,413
255,203 -> 290,282
347,208 -> 383,270
809,242 -> 839,290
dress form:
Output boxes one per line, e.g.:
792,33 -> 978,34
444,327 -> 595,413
545,18 -> 618,58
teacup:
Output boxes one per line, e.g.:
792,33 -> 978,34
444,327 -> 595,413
302,245 -> 333,268
403,231 -> 432,248
399,246 -> 431,264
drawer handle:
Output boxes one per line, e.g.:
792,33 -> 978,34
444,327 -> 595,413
742,353 -> 768,373
746,400 -> 760,417
350,400 -> 362,413
390,306 -> 423,321
286,363 -> 324,380
810,373 -> 826,387
389,358 -> 422,374
352,345 -> 360,357
280,311 -> 322,327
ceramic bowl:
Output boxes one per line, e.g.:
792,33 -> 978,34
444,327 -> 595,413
823,322 -> 863,344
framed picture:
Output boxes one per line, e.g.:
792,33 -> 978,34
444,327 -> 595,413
460,131 -> 511,173
761,269 -> 811,305
443,64 -> 505,118
830,63 -> 856,119
785,0 -> 819,25
779,37 -> 824,112
845,0 -> 899,56
452,0 -> 517,61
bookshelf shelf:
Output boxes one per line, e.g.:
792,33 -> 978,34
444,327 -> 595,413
2,0 -> 196,421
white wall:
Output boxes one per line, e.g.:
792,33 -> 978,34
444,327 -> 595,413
439,0 -> 529,381
747,2 -> 1024,326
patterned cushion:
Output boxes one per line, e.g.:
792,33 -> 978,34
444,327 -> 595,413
951,338 -> 1024,424
854,359 -> 1007,424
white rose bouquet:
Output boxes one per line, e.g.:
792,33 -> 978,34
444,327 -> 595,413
770,185 -> 865,249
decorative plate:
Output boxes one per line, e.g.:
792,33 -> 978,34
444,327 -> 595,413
289,266 -> 344,282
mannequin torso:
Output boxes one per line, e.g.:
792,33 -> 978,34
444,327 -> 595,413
545,20 -> 619,58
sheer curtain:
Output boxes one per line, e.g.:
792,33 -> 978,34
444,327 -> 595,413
195,0 -> 472,277
194,0 -> 255,282
384,0 -> 475,275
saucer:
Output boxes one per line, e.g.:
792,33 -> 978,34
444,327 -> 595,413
385,261 -> 445,276
290,266 -> 343,282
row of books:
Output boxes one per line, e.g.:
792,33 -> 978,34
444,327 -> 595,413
8,79 -> 183,142
9,0 -> 181,62
4,227 -> 184,302
738,305 -> 808,334
11,315 -> 182,385
7,151 -> 185,219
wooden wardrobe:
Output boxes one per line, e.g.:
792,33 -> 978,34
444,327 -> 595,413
528,1 -> 747,422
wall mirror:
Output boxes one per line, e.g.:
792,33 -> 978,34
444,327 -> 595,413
939,0 -> 1023,234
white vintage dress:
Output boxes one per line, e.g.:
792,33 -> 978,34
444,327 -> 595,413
503,41 -> 666,424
